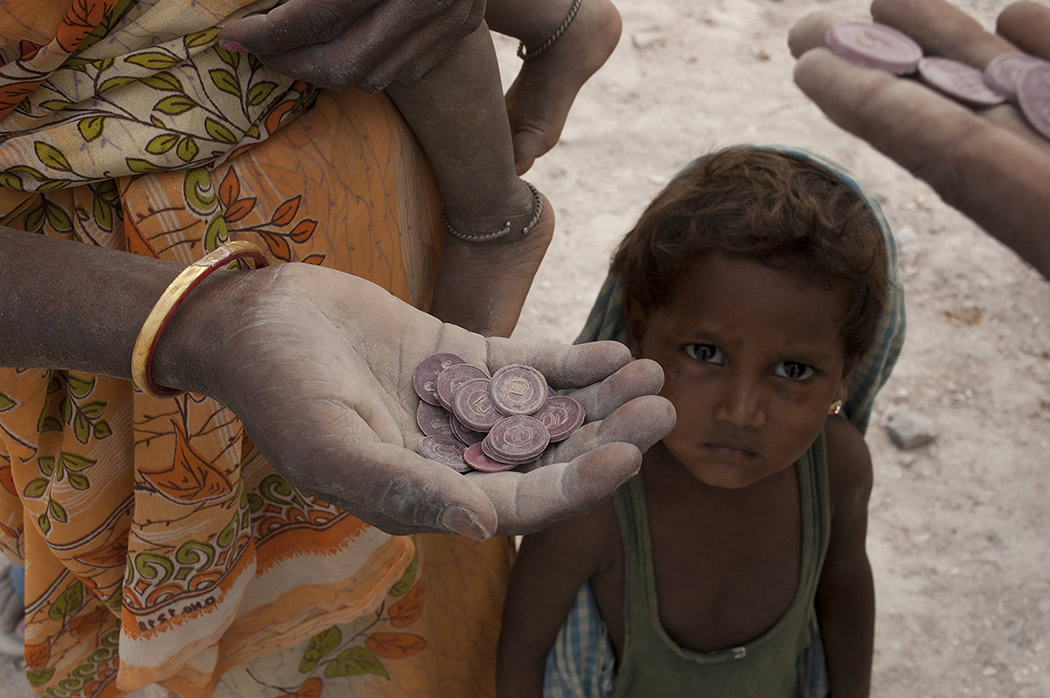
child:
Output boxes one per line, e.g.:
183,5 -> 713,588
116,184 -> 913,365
497,145 -> 905,697
385,0 -> 622,336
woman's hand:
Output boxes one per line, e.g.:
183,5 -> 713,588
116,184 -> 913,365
789,0 -> 1050,279
218,0 -> 486,91
3,230 -> 673,541
159,262 -> 675,540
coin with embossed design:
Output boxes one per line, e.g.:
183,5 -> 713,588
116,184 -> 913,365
452,378 -> 502,432
436,363 -> 489,410
413,352 -> 466,406
416,435 -> 470,472
825,21 -> 922,75
489,364 -> 549,416
482,415 -> 550,464
416,401 -> 453,438
532,395 -> 586,442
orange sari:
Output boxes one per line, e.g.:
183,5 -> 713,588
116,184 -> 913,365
0,1 -> 512,695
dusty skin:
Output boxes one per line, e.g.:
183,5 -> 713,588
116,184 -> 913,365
1,1 -> 1047,695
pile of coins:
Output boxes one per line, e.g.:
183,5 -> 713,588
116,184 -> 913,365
825,21 -> 1050,141
413,353 -> 586,473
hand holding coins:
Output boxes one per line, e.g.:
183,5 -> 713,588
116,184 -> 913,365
789,0 -> 1050,280
205,266 -> 673,541
414,355 -> 587,473
820,18 -> 1047,136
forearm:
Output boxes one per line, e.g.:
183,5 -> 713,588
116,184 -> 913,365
498,526 -> 603,697
386,22 -> 520,217
495,650 -> 546,698
0,227 -> 232,395
497,573 -> 559,698
816,556 -> 875,698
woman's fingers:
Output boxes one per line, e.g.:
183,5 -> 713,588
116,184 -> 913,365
277,429 -> 502,540
562,358 -> 666,422
219,0 -> 382,55
540,394 -> 675,466
870,0 -> 1015,66
787,10 -> 840,58
997,2 -> 1050,60
471,442 -> 643,536
485,337 -> 632,389
218,0 -> 484,91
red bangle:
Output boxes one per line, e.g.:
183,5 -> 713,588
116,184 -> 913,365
131,241 -> 270,399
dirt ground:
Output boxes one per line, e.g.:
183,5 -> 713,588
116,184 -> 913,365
1,1 -> 1047,696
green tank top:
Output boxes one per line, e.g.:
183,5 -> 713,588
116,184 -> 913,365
609,430 -> 831,698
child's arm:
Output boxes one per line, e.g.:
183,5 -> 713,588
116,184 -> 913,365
386,23 -> 552,337
815,416 -> 875,698
497,500 -> 616,697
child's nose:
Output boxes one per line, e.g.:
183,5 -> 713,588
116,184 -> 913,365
712,378 -> 766,430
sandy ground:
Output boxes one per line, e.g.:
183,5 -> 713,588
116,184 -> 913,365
1,1 -> 1048,696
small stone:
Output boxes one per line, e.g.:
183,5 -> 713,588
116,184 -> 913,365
894,225 -> 920,258
885,410 -> 938,450
631,30 -> 667,50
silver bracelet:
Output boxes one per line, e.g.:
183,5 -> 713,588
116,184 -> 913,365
517,0 -> 583,62
443,181 -> 544,244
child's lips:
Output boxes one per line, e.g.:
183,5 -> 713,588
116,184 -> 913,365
703,442 -> 760,463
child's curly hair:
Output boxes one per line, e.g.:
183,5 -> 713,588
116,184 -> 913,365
610,147 -> 889,360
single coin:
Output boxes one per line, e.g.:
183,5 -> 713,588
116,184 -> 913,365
416,401 -> 453,438
413,352 -> 466,406
984,53 -> 1046,100
825,21 -> 923,75
416,435 -> 470,473
436,363 -> 489,410
463,443 -> 519,473
532,395 -> 586,442
1018,63 -> 1050,141
489,364 -> 549,416
482,415 -> 550,464
917,56 -> 1006,107
451,415 -> 486,446
451,378 -> 502,432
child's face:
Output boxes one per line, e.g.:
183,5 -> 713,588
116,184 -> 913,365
626,251 -> 856,489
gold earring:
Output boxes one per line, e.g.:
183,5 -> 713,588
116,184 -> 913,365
828,400 -> 843,416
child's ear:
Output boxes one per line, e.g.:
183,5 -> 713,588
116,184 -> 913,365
623,295 -> 647,358
837,354 -> 861,401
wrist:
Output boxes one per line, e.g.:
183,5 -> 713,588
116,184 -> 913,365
149,262 -> 273,400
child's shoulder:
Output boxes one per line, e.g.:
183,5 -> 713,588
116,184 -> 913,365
822,415 -> 874,514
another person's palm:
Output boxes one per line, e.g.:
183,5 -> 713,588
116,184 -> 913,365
790,0 -> 1050,279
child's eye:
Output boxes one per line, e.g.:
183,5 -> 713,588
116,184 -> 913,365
774,361 -> 815,381
684,344 -> 724,364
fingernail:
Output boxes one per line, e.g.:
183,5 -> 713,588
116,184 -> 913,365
440,506 -> 491,541
220,39 -> 245,52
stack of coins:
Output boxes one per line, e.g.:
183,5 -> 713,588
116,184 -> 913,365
413,353 -> 586,473
825,21 -> 1050,141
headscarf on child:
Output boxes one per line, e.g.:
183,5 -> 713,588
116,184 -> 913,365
575,145 -> 905,435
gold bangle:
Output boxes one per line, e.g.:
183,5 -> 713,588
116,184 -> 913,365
131,241 -> 270,399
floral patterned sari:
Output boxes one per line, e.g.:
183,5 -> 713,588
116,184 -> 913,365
0,1 -> 511,695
